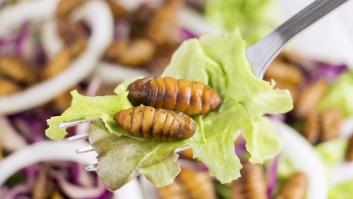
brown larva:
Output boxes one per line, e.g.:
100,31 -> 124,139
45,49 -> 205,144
231,163 -> 268,199
127,77 -> 222,116
276,172 -> 307,199
114,106 -> 196,141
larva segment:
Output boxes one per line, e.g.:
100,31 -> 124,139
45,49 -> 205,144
141,106 -> 155,138
163,77 -> 178,110
175,79 -> 192,113
128,77 -> 222,115
276,172 -> 307,199
188,82 -> 204,115
114,106 -> 196,141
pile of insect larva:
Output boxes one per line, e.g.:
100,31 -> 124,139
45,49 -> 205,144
114,77 -> 222,141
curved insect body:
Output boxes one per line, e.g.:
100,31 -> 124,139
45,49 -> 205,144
276,172 -> 307,199
232,163 -> 268,199
115,106 -> 196,141
127,77 -> 222,116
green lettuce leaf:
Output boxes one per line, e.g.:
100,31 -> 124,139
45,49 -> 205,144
316,138 -> 347,169
320,71 -> 353,117
329,180 -> 353,199
205,0 -> 279,44
46,31 -> 292,189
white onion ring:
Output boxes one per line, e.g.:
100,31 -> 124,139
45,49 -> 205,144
0,0 -> 60,34
0,0 -> 114,114
0,141 -> 96,185
273,120 -> 327,199
0,116 -> 27,151
41,20 -> 63,58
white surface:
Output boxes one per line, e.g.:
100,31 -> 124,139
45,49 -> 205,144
279,0 -> 353,67
0,117 -> 27,151
0,0 -> 114,114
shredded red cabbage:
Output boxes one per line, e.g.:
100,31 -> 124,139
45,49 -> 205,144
3,168 -> 37,199
14,22 -> 30,57
235,137 -> 246,158
114,20 -> 130,39
8,109 -> 59,143
180,28 -> 199,40
310,63 -> 348,82
267,155 -> 280,198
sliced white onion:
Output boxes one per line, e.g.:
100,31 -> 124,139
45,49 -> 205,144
41,20 -> 63,58
94,62 -> 149,83
0,0 -> 60,34
177,8 -> 223,35
331,162 -> 353,185
0,0 -> 114,114
0,141 -> 97,185
273,120 -> 327,199
0,116 -> 27,151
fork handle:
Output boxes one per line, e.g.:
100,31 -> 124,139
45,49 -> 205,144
247,0 -> 350,78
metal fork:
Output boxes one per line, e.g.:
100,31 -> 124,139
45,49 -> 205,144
61,0 -> 350,171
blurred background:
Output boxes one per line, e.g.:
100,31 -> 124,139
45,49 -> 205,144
1,0 -> 353,198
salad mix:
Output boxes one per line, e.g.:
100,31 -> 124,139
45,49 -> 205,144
0,0 -> 352,199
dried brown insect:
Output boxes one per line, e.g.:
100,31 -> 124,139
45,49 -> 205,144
231,163 -> 268,199
320,108 -> 342,142
158,181 -> 189,199
276,172 -> 307,199
55,0 -> 85,19
147,0 -> 183,45
128,77 -> 222,116
0,78 -> 20,96
265,60 -> 303,86
295,79 -> 328,119
43,37 -> 86,79
302,113 -> 320,144
345,134 -> 353,161
0,56 -> 36,84
104,38 -> 155,67
115,106 -> 196,141
106,0 -> 127,18
178,167 -> 216,199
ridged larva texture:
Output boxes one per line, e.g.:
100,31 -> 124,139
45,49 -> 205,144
127,77 -> 222,116
115,106 -> 196,141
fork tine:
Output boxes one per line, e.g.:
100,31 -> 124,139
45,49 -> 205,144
58,118 -> 97,129
85,164 -> 98,172
76,146 -> 94,154
66,133 -> 89,142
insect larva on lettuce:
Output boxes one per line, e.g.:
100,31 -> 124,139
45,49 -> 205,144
127,77 -> 222,116
276,172 -> 307,199
114,106 -> 196,141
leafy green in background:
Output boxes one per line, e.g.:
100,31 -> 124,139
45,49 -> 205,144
46,31 -> 292,190
320,71 -> 353,117
205,0 -> 279,44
